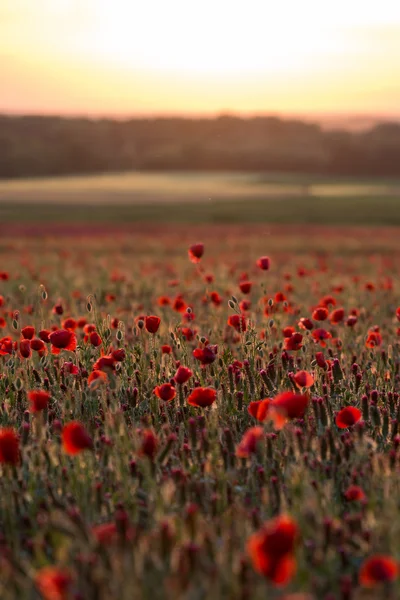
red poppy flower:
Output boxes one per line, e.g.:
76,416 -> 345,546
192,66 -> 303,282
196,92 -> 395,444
0,428 -> 20,465
30,338 -> 46,353
330,308 -> 345,324
19,339 -> 31,359
93,354 -> 115,372
396,307 -> 400,322
257,256 -> 271,271
283,327 -> 295,338
21,325 -> 35,340
172,295 -> 187,313
247,515 -> 298,586
312,328 -> 332,347
315,351 -> 328,369
181,327 -> 196,341
161,344 -> 172,354
247,399 -> 271,422
359,555 -> 398,586
187,387 -> 216,408
312,307 -> 328,321
28,390 -> 50,413
89,331 -> 102,347
63,361 -> 79,375
336,406 -> 362,429
239,281 -> 252,294
193,346 -> 217,365
188,243 -> 204,263
236,426 -> 264,458
88,370 -> 108,386
174,366 -> 193,384
154,383 -> 176,402
35,567 -> 72,600
293,371 -> 314,389
344,485 -> 366,502
49,329 -> 77,354
140,429 -> 158,460
39,329 -> 52,343
62,318 -> 77,330
83,323 -> 96,335
365,331 -> 382,349
227,314 -> 247,333
62,421 -> 93,455
346,315 -> 358,327
111,348 -> 125,362
145,315 -> 161,334
270,391 -> 309,429
0,336 -> 14,355
210,291 -> 222,306
298,317 -> 314,331
284,333 -> 303,351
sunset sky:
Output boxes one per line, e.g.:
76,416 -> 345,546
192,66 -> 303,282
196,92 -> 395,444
1,0 -> 400,118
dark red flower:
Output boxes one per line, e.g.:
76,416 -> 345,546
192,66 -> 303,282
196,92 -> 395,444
62,318 -> 77,330
312,328 -> 332,347
154,383 -> 176,402
49,329 -> 77,354
62,422 -> 93,455
359,555 -> 398,586
161,344 -> 172,354
336,406 -> 362,428
284,333 -> 303,351
140,429 -> 158,460
174,366 -> 193,384
145,315 -> 161,334
298,317 -> 314,331
30,338 -> 46,353
187,387 -> 216,408
293,371 -> 314,389
344,485 -> 366,502
330,308 -> 345,324
0,428 -> 20,465
28,390 -> 50,412
239,281 -> 252,294
193,346 -> 216,365
312,307 -> 328,321
39,329 -> 52,343
256,256 -> 271,271
89,331 -> 102,347
93,354 -> 115,372
188,243 -> 204,263
19,339 -> 31,359
21,325 -> 35,340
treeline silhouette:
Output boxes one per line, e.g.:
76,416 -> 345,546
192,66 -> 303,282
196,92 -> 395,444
1,114 -> 400,178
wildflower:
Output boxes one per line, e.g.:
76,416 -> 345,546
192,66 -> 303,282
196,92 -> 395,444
284,333 -> 303,351
174,366 -> 193,384
154,383 -> 176,402
140,429 -> 158,460
270,391 -> 309,429
35,567 -> 72,600
359,555 -> 398,586
344,485 -> 366,502
336,406 -> 362,429
256,256 -> 271,270
49,329 -> 77,354
293,371 -> 314,389
247,515 -> 298,585
28,390 -> 50,413
312,307 -> 328,321
187,387 -> 216,408
193,346 -> 217,365
188,243 -> 204,263
236,427 -> 264,458
145,315 -> 161,334
21,325 -> 35,340
0,428 -> 19,465
247,399 -> 271,422
62,422 -> 93,455
227,314 -> 247,333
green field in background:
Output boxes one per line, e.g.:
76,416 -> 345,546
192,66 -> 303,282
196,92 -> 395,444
0,171 -> 399,225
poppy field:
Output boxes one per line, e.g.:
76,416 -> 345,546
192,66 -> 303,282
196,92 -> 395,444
0,223 -> 400,600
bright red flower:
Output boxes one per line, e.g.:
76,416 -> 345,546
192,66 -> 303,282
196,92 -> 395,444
181,327 -> 196,341
366,331 -> 382,349
154,383 -> 176,402
298,317 -> 313,331
93,354 -> 115,372
247,399 -> 271,422
35,567 -> 72,600
293,371 -> 314,389
145,315 -> 161,334
236,426 -> 264,458
161,344 -> 172,354
187,387 -> 216,408
188,243 -> 204,263
359,555 -> 398,586
283,327 -> 295,338
88,370 -> 108,385
336,406 -> 362,429
49,329 -> 77,354
312,328 -> 332,347
227,314 -> 247,333
315,351 -> 328,369
30,338 -> 46,353
210,291 -> 222,306
312,307 -> 328,321
284,333 -> 303,351
247,515 -> 298,585
344,485 -> 366,502
62,318 -> 77,330
270,391 -> 309,429
0,428 -> 19,465
256,256 -> 271,271
62,421 -> 93,455
174,366 -> 193,384
28,390 -> 50,412
21,325 -> 35,340
0,336 -> 14,355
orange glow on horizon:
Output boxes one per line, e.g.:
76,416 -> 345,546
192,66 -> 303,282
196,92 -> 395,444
1,0 -> 400,118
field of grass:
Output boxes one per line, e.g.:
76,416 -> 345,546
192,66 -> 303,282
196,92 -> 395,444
0,224 -> 400,598
1,171 -> 400,226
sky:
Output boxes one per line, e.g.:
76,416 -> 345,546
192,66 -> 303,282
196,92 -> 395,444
1,0 -> 400,118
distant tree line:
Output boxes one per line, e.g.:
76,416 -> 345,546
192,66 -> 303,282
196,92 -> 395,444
1,114 -> 400,178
